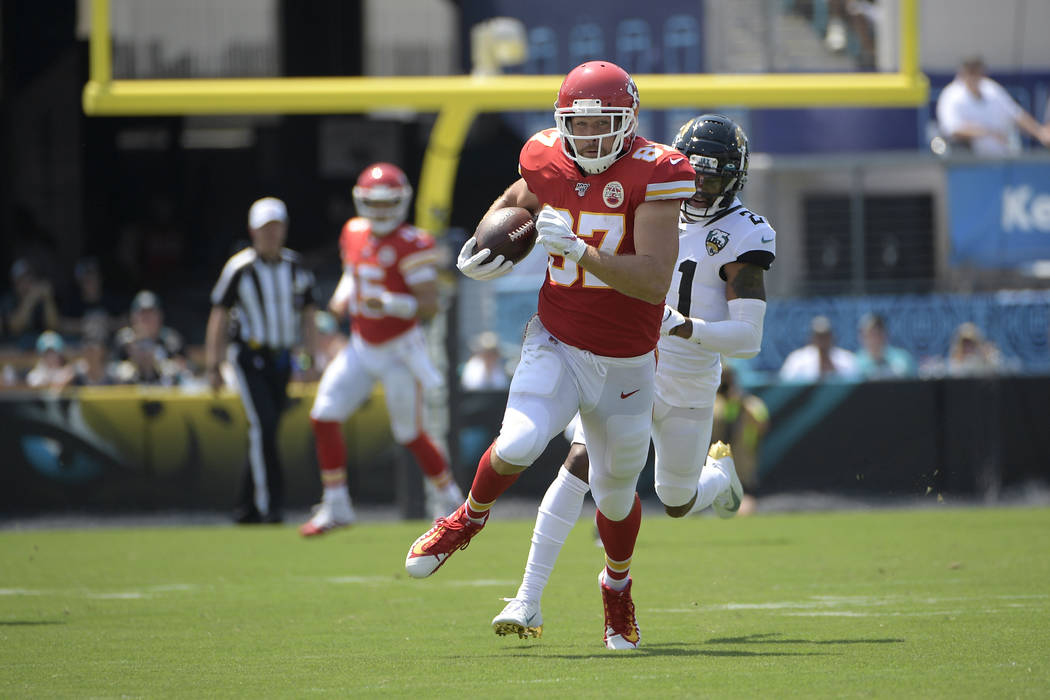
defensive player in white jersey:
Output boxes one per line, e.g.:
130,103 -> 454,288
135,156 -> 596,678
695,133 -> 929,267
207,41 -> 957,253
492,114 -> 775,640
299,163 -> 463,537
403,61 -> 696,650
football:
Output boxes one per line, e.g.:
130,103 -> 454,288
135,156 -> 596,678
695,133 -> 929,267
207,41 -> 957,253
472,206 -> 537,265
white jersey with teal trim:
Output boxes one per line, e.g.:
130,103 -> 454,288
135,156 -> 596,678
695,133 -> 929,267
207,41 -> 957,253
656,198 -> 776,408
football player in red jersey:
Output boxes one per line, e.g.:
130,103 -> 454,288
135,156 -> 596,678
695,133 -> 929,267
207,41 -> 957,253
404,61 -> 696,650
300,163 -> 463,537
493,114 -> 776,642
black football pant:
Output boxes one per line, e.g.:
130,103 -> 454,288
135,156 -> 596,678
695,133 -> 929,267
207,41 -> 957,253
231,345 -> 291,519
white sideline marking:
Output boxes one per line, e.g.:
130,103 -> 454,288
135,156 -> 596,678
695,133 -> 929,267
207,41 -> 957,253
650,593 -> 1049,616
0,585 -> 198,598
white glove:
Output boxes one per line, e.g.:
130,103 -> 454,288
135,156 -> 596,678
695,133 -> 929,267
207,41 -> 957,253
536,205 -> 587,262
457,238 -> 514,281
661,304 -> 688,335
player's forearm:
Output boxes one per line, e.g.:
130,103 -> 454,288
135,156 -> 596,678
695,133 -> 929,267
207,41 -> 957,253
407,279 -> 439,321
329,272 -> 354,316
672,298 -> 766,358
487,178 -> 540,217
577,249 -> 672,304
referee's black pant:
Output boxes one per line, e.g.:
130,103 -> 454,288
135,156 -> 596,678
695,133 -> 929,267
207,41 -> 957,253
231,344 -> 291,522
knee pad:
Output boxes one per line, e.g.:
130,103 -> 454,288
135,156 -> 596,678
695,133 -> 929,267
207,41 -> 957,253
493,406 -> 549,467
656,482 -> 696,510
591,485 -> 636,522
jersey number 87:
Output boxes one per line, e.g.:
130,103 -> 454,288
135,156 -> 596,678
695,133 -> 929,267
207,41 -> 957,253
546,210 -> 625,289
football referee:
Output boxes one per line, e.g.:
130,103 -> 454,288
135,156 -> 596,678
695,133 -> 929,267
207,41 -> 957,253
205,197 -> 319,524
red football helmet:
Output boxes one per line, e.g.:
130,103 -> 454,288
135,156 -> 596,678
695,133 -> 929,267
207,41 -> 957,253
554,61 -> 639,175
352,162 -> 412,235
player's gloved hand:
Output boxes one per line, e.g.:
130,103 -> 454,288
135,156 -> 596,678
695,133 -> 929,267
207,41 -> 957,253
660,304 -> 688,335
457,237 -> 514,281
536,205 -> 587,262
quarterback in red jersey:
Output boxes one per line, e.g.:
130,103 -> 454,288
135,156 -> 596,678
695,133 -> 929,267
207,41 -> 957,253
404,61 -> 695,650
300,163 -> 463,537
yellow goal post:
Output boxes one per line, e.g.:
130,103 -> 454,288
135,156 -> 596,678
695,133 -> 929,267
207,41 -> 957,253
82,0 -> 927,236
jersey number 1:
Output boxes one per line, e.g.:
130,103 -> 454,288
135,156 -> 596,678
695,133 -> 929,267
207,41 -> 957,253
674,259 -> 697,316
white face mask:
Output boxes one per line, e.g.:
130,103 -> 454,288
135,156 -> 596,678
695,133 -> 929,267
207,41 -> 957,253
555,102 -> 636,175
353,185 -> 411,235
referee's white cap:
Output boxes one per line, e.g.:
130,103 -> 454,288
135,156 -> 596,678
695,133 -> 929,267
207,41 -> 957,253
248,197 -> 288,229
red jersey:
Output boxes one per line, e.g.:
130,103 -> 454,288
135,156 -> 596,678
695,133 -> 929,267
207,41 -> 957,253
339,218 -> 440,344
520,129 -> 695,357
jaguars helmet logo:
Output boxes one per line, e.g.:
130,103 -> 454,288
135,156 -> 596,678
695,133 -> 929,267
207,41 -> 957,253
706,229 -> 730,256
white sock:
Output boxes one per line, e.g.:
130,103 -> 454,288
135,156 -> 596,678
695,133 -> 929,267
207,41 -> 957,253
323,485 -> 350,504
516,467 -> 589,603
601,570 -> 630,591
687,459 -> 728,515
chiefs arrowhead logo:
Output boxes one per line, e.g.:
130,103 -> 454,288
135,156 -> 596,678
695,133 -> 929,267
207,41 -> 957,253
603,181 -> 625,208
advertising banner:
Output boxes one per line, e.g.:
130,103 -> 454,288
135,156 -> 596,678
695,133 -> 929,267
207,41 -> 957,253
948,162 -> 1050,267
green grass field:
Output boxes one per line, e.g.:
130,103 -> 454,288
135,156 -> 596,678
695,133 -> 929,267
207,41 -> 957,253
2,507 -> 1048,698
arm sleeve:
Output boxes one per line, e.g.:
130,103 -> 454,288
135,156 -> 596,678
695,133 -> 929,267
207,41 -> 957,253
687,297 -> 766,359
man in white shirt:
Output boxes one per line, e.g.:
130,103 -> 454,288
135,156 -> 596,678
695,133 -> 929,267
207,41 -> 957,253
936,56 -> 1050,157
779,315 -> 859,382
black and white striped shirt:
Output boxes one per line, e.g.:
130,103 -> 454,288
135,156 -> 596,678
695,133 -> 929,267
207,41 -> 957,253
210,247 -> 316,350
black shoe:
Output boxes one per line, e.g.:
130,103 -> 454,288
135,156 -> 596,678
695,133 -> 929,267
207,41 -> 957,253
234,506 -> 262,524
261,510 -> 284,524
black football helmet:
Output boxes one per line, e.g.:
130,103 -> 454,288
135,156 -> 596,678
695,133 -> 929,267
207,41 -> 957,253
671,114 -> 750,220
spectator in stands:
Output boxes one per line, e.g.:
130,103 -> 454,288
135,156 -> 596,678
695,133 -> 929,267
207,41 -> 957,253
460,330 -> 510,391
825,0 -> 879,70
60,257 -> 125,340
112,290 -> 188,385
936,56 -> 1050,157
712,362 -> 769,516
73,318 -> 115,386
779,315 -> 859,382
855,312 -> 915,379
114,290 -> 185,365
947,322 -> 1002,377
25,330 -> 76,390
112,337 -> 187,386
1,258 -> 61,350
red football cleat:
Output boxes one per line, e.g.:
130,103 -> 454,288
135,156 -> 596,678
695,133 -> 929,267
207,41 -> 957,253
404,504 -> 487,578
600,572 -> 641,650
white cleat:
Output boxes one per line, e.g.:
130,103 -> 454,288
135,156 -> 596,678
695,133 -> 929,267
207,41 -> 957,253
299,499 -> 356,537
709,441 -> 743,519
492,598 -> 543,639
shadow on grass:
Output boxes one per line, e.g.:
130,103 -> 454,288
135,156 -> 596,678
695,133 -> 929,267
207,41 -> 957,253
707,632 -> 905,645
0,620 -> 67,626
483,642 -> 831,659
